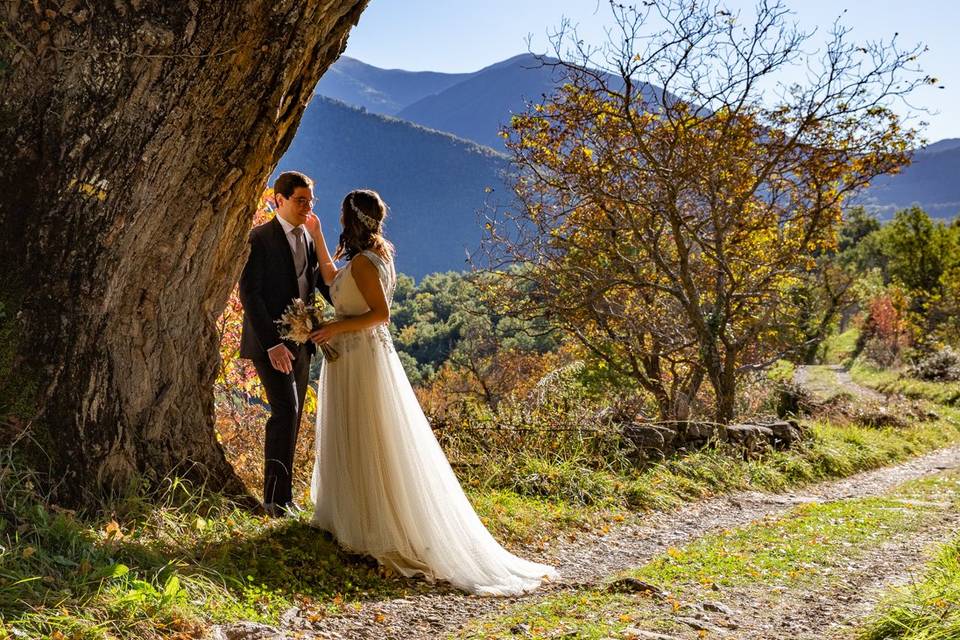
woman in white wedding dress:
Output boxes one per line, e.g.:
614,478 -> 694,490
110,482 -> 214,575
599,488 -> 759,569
302,189 -> 558,596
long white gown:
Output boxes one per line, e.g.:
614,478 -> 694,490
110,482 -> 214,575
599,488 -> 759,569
310,250 -> 559,596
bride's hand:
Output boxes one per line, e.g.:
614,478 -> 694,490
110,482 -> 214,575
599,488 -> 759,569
304,212 -> 322,239
309,322 -> 342,345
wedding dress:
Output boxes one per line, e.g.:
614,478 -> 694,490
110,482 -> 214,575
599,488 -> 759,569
310,250 -> 559,595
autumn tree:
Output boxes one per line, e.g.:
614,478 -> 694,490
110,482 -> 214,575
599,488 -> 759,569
484,0 -> 927,422
0,1 -> 368,506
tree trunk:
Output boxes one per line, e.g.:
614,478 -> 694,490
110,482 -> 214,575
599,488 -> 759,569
0,0 -> 368,507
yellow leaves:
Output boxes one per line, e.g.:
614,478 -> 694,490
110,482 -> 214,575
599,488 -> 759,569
21,546 -> 35,559
618,613 -> 634,623
103,520 -> 124,542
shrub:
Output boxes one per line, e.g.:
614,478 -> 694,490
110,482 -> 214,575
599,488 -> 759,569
908,346 -> 960,381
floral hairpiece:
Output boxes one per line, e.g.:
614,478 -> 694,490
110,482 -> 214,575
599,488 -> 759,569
349,195 -> 380,231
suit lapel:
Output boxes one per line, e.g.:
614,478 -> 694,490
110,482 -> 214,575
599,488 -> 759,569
269,216 -> 299,297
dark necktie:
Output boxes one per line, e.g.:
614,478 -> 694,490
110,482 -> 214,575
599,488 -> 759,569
292,227 -> 307,297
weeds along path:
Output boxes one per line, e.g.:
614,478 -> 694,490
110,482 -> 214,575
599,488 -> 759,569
212,444 -> 960,640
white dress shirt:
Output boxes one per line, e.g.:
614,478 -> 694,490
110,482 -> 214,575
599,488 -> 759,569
275,214 -> 312,300
269,214 -> 313,357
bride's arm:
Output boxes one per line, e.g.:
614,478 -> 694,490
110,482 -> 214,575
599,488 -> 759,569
304,212 -> 338,285
309,254 -> 388,344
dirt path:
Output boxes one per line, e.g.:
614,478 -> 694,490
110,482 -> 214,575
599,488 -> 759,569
719,506 -> 960,640
212,445 -> 960,640
792,364 -> 886,403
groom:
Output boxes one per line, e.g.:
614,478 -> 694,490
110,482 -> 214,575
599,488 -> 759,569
239,170 -> 329,517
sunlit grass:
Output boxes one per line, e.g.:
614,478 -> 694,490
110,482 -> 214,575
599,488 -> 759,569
860,531 -> 960,640
460,472 -> 960,640
851,361 -> 960,407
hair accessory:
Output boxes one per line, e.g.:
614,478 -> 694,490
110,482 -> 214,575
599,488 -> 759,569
349,195 -> 379,230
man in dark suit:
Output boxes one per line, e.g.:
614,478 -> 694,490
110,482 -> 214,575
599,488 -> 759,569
239,171 -> 330,516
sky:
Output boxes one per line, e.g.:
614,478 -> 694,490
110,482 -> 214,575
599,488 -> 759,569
342,0 -> 958,142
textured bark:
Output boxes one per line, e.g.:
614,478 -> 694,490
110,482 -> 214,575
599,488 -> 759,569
0,0 -> 368,506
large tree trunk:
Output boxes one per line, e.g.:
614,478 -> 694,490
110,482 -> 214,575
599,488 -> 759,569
0,0 -> 368,507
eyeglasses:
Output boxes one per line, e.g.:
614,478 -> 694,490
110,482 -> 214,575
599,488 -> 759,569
290,196 -> 315,207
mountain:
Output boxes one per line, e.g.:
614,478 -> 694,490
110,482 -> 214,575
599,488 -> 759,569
275,97 -> 513,279
314,56 -> 471,116
854,143 -> 960,220
919,138 -> 960,155
302,55 -> 960,277
393,54 -> 569,149
320,54 -> 663,152
395,53 -> 662,151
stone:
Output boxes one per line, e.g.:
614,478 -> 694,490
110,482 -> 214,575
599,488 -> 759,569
510,622 -> 531,635
762,420 -> 802,447
675,616 -> 724,634
724,424 -> 774,453
210,622 -> 288,640
606,577 -> 669,599
623,423 -> 678,459
699,601 -> 734,616
621,628 -> 681,640
683,422 -> 717,441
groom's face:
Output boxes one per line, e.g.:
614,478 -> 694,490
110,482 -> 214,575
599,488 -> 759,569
278,186 -> 314,226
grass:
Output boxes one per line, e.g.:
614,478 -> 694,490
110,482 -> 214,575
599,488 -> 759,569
820,327 -> 861,366
6,358 -> 960,637
460,472 -> 960,639
861,531 -> 960,640
851,360 -> 960,407
0,460 -> 414,639
617,413 -> 960,512
8,411 -> 955,638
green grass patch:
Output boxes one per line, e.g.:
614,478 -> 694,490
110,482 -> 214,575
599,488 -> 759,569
619,416 -> 960,513
465,489 -> 621,545
820,327 -> 861,366
461,472 -> 960,639
860,530 -> 960,640
0,460 -> 413,639
851,361 -> 960,406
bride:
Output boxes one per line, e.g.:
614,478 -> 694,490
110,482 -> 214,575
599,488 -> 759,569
302,189 -> 558,596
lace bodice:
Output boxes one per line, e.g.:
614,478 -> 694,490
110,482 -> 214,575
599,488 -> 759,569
330,250 -> 396,317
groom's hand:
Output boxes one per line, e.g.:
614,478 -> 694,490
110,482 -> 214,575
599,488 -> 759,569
267,344 -> 295,374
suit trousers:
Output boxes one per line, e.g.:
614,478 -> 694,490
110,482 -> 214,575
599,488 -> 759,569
252,342 -> 312,507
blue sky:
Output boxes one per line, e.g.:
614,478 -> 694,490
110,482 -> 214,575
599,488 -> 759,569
343,0 -> 958,141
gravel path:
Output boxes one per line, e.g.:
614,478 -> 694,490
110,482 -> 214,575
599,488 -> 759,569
792,364 -> 886,403
724,505 -> 960,640
212,445 -> 960,640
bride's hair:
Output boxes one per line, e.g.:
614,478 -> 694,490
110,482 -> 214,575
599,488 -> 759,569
334,189 -> 395,262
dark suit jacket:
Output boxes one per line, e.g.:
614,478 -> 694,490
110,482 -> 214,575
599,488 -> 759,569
238,216 -> 331,360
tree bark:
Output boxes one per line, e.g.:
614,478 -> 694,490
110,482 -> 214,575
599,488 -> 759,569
0,0 -> 368,507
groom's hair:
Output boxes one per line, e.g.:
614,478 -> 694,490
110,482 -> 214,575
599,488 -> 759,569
273,171 -> 313,198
